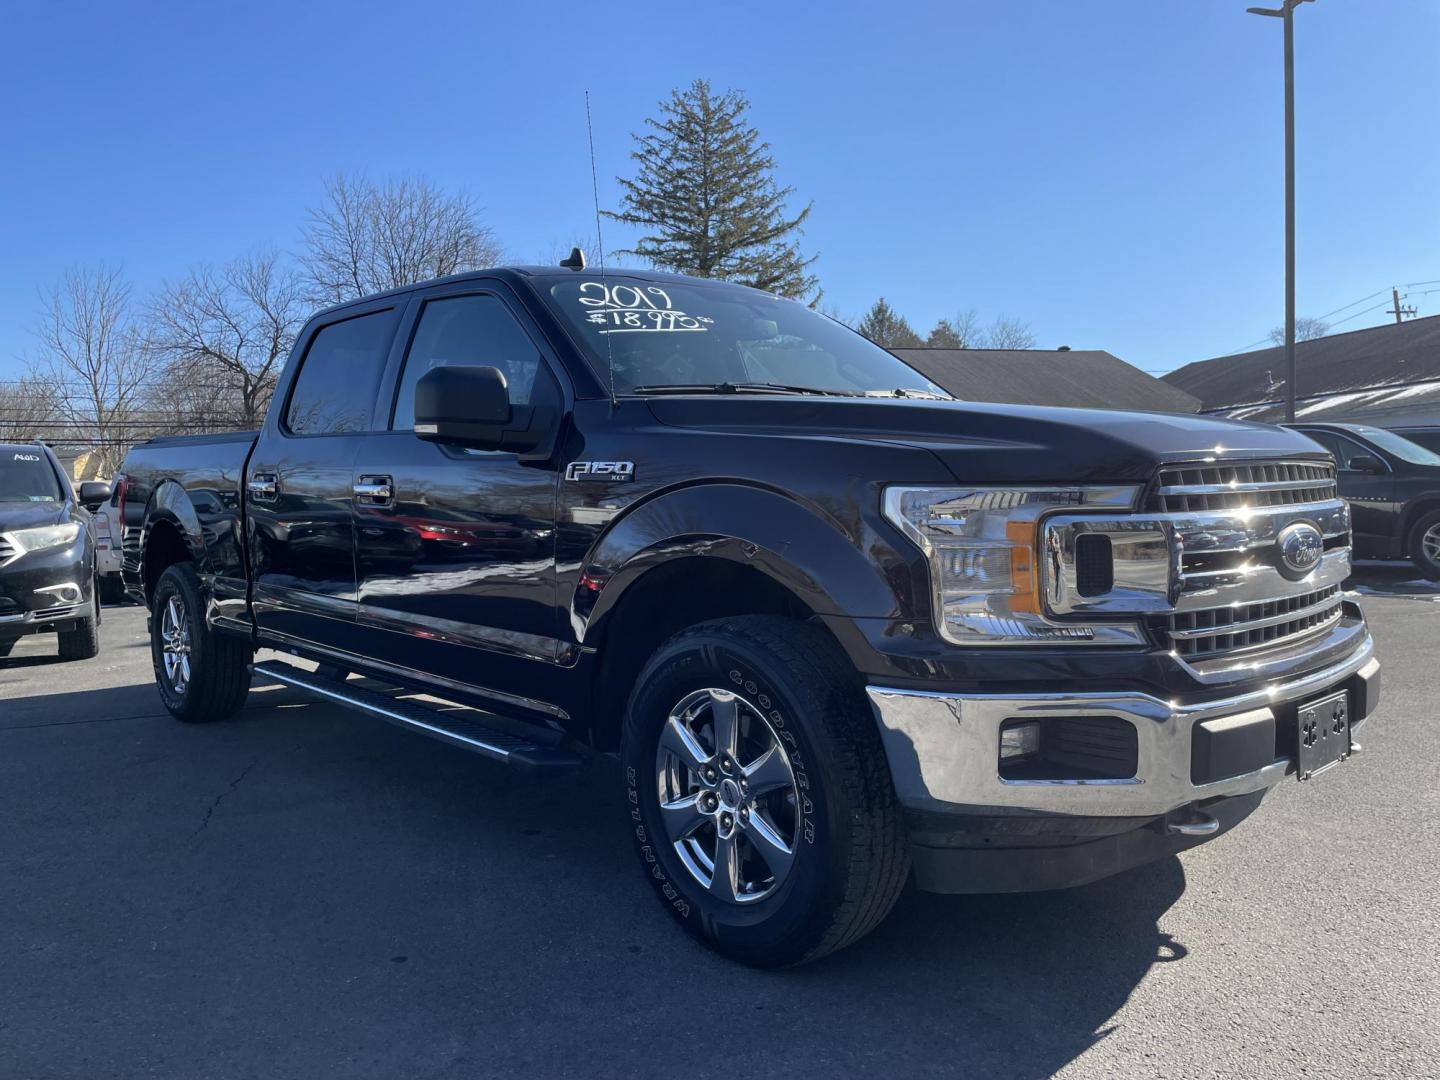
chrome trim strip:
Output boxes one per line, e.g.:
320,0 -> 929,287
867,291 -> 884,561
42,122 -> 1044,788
1175,548 -> 1349,610
865,632 -> 1376,817
1168,591 -> 1343,641
1157,478 -> 1335,496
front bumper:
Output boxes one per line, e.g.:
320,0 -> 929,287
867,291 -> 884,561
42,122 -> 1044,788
867,632 -> 1379,820
0,537 -> 93,638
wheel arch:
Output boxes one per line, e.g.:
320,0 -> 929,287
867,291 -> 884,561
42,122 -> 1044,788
139,481 -> 210,605
575,483 -> 909,750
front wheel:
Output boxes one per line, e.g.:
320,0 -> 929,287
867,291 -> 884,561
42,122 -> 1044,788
621,615 -> 909,967
57,594 -> 100,661
150,563 -> 252,722
1408,509 -> 1440,581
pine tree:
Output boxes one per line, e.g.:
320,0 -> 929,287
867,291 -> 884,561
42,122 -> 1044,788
609,80 -> 818,300
858,299 -> 923,349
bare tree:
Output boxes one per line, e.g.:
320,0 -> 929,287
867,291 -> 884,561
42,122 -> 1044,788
146,251 -> 308,429
927,308 -> 983,348
981,315 -> 1037,350
1268,317 -> 1330,345
0,375 -> 57,442
32,264 -> 152,475
300,173 -> 503,304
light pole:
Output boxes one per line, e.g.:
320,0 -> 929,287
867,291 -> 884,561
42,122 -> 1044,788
1248,0 -> 1314,423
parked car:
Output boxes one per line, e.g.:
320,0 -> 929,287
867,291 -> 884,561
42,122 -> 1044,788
1288,421 -> 1440,579
0,442 -> 108,660
1385,424 -> 1440,456
119,264 -> 1381,966
92,477 -> 127,603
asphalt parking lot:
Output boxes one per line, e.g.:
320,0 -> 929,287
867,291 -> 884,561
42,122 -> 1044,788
3,570 -> 1438,1080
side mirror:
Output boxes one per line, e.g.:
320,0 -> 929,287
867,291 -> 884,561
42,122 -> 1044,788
78,481 -> 111,510
413,365 -> 545,452
1347,454 -> 1386,475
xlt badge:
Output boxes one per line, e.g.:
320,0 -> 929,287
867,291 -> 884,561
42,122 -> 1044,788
566,460 -> 635,483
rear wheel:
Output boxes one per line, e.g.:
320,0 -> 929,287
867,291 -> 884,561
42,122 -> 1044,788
621,615 -> 909,967
1408,509 -> 1440,581
57,594 -> 100,661
150,563 -> 251,722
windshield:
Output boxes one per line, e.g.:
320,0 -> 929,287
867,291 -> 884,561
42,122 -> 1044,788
542,276 -> 949,398
0,450 -> 63,502
1353,426 -> 1440,467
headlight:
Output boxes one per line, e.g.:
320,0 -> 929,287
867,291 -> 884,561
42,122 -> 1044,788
5,522 -> 83,558
883,486 -> 1145,646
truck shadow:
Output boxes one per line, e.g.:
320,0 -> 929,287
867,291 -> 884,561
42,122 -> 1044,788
2,677 -> 1189,1078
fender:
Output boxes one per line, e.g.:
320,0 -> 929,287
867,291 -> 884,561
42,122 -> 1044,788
570,482 -> 917,644
140,479 -> 211,588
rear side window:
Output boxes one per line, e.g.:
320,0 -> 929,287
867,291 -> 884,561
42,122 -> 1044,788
391,294 -> 555,429
286,309 -> 399,435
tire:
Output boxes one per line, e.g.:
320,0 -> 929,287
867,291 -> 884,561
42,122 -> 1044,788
0,639 -> 14,658
150,563 -> 252,722
57,594 -> 100,661
1408,509 -> 1440,581
621,615 -> 909,967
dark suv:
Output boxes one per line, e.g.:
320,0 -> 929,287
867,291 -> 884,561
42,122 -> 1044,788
0,443 -> 109,661
1290,421 -> 1440,579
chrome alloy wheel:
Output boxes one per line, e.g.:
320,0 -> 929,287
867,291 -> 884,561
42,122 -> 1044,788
160,595 -> 192,695
1424,523 -> 1440,565
655,688 -> 800,904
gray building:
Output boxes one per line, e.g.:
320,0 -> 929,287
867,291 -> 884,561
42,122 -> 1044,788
1163,315 -> 1440,425
893,348 -> 1200,413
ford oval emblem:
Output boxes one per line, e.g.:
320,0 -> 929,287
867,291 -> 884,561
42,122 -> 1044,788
1276,521 -> 1324,580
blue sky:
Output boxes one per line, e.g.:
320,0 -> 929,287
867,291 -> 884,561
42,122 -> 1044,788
2,0 -> 1436,380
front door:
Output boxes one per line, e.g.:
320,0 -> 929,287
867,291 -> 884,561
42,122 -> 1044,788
1299,428 -> 1396,553
248,305 -> 402,650
349,286 -> 567,715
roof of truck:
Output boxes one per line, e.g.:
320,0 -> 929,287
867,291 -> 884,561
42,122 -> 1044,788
309,265 -> 757,322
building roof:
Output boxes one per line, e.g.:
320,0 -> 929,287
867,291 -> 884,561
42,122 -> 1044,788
893,348 -> 1200,413
1163,315 -> 1440,412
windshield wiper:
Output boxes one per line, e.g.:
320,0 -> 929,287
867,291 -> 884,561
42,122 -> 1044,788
862,388 -> 954,401
631,382 -> 853,397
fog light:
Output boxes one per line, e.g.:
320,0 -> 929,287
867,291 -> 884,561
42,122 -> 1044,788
1000,721 -> 1041,760
36,583 -> 82,605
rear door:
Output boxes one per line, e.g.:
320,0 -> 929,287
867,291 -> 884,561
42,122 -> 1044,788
348,282 -> 569,714
247,303 -> 403,651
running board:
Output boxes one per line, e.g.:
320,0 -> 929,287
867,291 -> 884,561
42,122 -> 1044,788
253,660 -> 583,772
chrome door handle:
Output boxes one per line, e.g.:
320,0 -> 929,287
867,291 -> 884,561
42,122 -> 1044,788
250,473 -> 278,501
353,476 -> 394,505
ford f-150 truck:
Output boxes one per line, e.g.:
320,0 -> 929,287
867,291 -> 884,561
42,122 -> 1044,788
118,262 -> 1381,966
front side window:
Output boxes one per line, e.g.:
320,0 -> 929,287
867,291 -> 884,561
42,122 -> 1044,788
286,309 -> 399,436
392,294 -> 554,429
540,276 -> 948,398
0,451 -> 63,502
1349,426 -> 1440,468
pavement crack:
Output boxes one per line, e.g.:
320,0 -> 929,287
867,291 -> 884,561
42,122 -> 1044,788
191,754 -> 262,843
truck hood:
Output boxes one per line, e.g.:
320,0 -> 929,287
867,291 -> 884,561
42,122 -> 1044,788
644,397 -> 1327,484
0,500 -> 70,532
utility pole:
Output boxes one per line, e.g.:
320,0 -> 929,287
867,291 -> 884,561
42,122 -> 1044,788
1248,0 -> 1313,422
1390,287 -> 1416,324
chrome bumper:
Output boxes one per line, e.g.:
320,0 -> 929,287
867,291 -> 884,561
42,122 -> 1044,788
867,634 -> 1378,819
0,602 -> 86,633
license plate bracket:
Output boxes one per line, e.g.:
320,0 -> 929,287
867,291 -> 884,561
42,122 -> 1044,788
1296,690 -> 1351,781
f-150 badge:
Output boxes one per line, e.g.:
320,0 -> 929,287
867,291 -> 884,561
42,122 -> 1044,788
565,460 -> 635,482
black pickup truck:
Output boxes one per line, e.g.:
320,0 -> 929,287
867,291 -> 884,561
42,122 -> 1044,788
119,263 -> 1381,966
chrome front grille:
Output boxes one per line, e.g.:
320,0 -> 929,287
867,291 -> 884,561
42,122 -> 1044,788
1043,456 -> 1355,680
1167,584 -> 1344,660
1155,461 -> 1337,513
0,536 -> 15,565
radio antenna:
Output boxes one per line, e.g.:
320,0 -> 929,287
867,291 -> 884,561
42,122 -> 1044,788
585,90 -> 618,408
